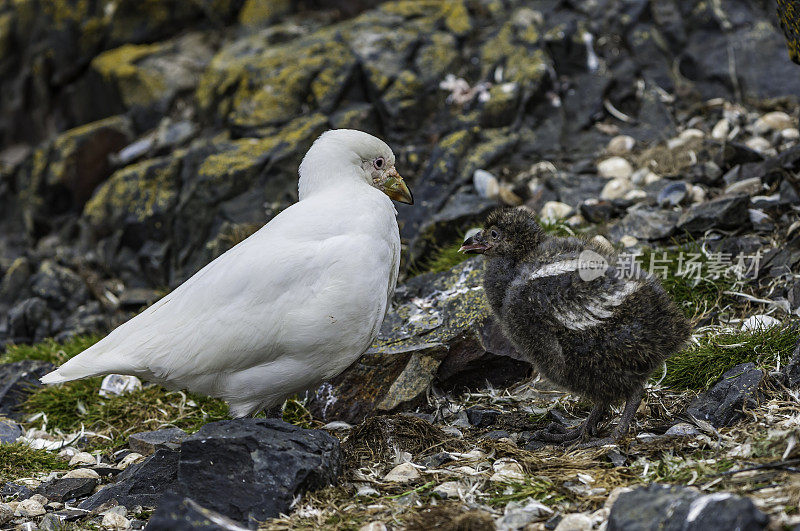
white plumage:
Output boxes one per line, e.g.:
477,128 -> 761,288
40,129 -> 413,417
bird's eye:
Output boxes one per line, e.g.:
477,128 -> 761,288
490,229 -> 499,239
373,157 -> 385,169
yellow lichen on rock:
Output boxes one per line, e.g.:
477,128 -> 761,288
91,43 -> 167,107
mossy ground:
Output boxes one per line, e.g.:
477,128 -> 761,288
0,442 -> 64,483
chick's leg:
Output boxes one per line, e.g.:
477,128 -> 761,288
532,402 -> 608,443
576,387 -> 644,449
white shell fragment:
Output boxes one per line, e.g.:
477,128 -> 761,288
99,374 -> 143,397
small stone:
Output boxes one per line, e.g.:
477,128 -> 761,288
116,453 -> 145,470
711,119 -> 730,140
657,181 -> 688,207
57,448 -> 78,460
679,128 -> 705,141
619,235 -> 638,248
0,502 -> 12,525
440,426 -> 463,438
745,136 -> 772,153
39,513 -> 63,531
687,363 -> 764,427
496,498 -> 553,530
14,498 -> 45,517
356,484 -> 379,497
0,420 -> 22,444
465,408 -> 501,428
433,481 -> 461,499
600,178 -> 633,200
606,135 -> 635,155
688,184 -> 706,204
69,452 -> 96,467
591,235 -> 614,252
540,201 -> 573,221
741,315 -> 781,331
36,477 -> 97,502
128,428 -> 188,455
781,127 -> 800,140
63,468 -> 101,480
384,462 -> 420,483
598,157 -> 633,179
358,522 -> 386,531
421,452 -> 455,469
490,458 -> 525,482
473,169 -> 500,199
631,168 -> 660,186
665,423 -> 700,437
30,493 -> 48,505
724,177 -> 762,195
623,189 -> 647,201
101,512 -> 131,529
554,513 -> 593,531
754,111 -> 794,134
499,185 -> 523,206
99,374 -> 142,397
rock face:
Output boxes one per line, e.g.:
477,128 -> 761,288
145,493 -> 249,531
0,360 -> 54,419
607,484 -> 768,531
686,363 -> 764,428
176,419 -> 342,527
128,428 -> 189,455
307,258 -> 529,423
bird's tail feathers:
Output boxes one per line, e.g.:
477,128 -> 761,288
39,340 -> 139,385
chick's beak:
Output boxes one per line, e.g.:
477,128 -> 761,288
459,231 -> 489,254
382,168 -> 414,205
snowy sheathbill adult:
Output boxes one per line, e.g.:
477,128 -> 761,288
40,129 -> 413,417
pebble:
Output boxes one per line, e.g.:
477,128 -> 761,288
657,181 -> 688,207
566,214 -> 585,227
496,499 -> 553,530
619,235 -> 638,248
749,209 -> 769,224
623,189 -> 647,201
688,184 -> 706,204
679,128 -> 705,141
741,315 -> 781,331
0,503 -> 12,525
440,426 -> 463,438
359,523 -> 387,531
600,178 -> 632,200
63,468 -> 101,479
117,452 -> 145,469
606,135 -> 635,154
754,111 -> 794,134
540,201 -> 573,221
39,513 -> 62,531
598,157 -> 633,179
473,169 -> 500,199
58,448 -> 78,459
69,452 -> 96,467
383,462 -> 420,483
665,423 -> 701,437
14,498 -> 46,517
499,185 -> 523,206
490,458 -> 525,482
554,513 -> 593,531
745,136 -> 772,153
711,119 -> 730,140
631,168 -> 660,186
724,177 -> 762,195
101,512 -> 131,529
781,127 -> 800,140
591,235 -> 614,252
356,484 -> 379,497
433,481 -> 461,499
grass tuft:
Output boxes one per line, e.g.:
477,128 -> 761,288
1,335 -> 101,364
664,323 -> 799,390
0,442 -> 65,482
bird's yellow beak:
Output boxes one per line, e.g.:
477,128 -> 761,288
381,169 -> 414,205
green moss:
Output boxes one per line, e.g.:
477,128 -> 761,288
409,238 -> 470,277
1,335 -> 101,365
664,323 -> 799,390
0,442 -> 65,483
487,477 -> 565,506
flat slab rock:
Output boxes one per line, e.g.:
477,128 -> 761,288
129,427 -> 188,455
607,483 -> 768,530
687,362 -> 764,428
35,477 -> 97,503
175,418 -> 342,528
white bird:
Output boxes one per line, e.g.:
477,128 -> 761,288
40,129 -> 413,417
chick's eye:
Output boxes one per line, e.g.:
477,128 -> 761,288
373,157 -> 385,169
490,229 -> 499,239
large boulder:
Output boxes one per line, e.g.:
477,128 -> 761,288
308,257 -> 529,423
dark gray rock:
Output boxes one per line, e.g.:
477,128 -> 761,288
610,207 -> 679,241
145,493 -> 248,531
465,408 -> 501,428
79,449 -> 179,511
6,297 -> 54,344
0,419 -> 22,444
129,428 -> 188,455
677,194 -> 750,234
176,418 -> 342,527
1,482 -> 32,500
420,452 -> 455,469
686,363 -> 764,428
0,360 -> 55,419
785,341 -> 800,389
36,477 -> 98,503
607,483 -> 768,531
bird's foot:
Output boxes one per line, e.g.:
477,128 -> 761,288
531,422 -> 584,444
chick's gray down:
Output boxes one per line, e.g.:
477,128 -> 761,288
461,208 -> 691,444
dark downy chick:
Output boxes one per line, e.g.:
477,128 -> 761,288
461,208 -> 691,445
